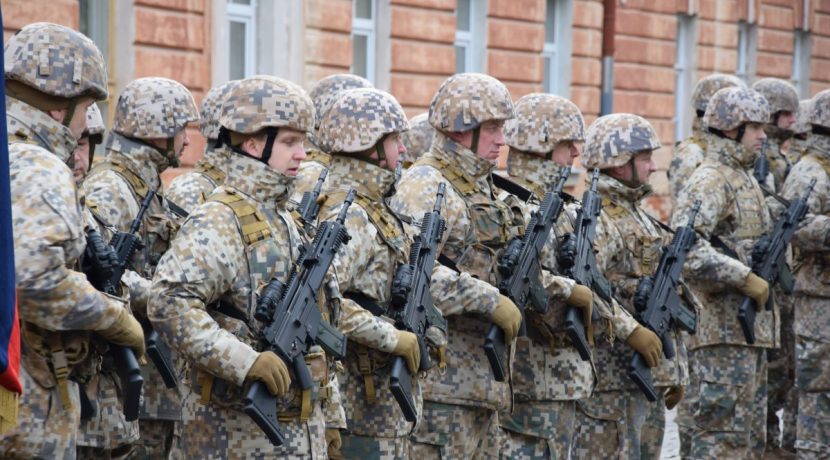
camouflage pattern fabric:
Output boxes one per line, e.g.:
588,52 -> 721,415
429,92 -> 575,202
581,113 -> 661,170
766,290 -> 796,452
165,146 -> 229,217
500,400 -> 579,459
677,345 -> 768,459
786,99 -> 813,164
308,74 -> 373,131
427,73 -> 514,132
669,122 -> 707,205
504,93 -> 585,156
340,433 -> 410,459
753,78 -> 799,115
199,80 -> 241,141
86,103 -> 105,136
76,371 -> 139,451
572,389 -> 657,459
409,402 -> 503,460
691,74 -> 747,115
112,77 -> 198,140
316,88 -> 408,154
703,87 -> 770,132
219,75 -> 314,135
401,112 -> 434,166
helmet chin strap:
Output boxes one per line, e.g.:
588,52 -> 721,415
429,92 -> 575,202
62,98 -> 78,127
219,127 -> 279,165
469,127 -> 481,155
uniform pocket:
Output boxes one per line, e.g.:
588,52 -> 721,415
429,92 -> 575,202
694,378 -> 746,433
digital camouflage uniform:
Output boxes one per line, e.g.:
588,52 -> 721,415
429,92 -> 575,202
389,74 -> 577,460
753,78 -> 800,192
149,76 -> 338,459
498,94 -> 595,459
292,74 -> 374,207
780,88 -> 830,458
669,74 -> 745,205
1,23 -> 142,459
83,77 -> 199,458
786,99 -> 812,165
672,86 -> 775,460
165,80 -> 240,218
401,113 -> 434,167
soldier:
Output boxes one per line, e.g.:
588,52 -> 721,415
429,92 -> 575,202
1,22 -> 144,458
72,103 -> 105,184
291,74 -> 374,205
315,87 -> 432,458
669,74 -> 745,204
165,80 -> 240,218
83,77 -> 199,458
149,75 -> 339,458
567,113 -> 689,459
672,86 -> 774,459
786,99 -> 812,164
388,73 -> 587,459
752,78 -> 800,191
400,112 -> 434,168
780,88 -> 830,458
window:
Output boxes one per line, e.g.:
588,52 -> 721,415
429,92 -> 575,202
227,0 -> 257,80
542,0 -> 572,96
792,30 -> 811,98
79,0 -> 111,123
674,14 -> 697,141
352,0 -> 376,82
455,0 -> 485,73
737,21 -> 757,83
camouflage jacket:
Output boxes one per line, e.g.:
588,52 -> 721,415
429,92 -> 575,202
782,134 -> 830,298
388,133 -> 574,411
669,120 -> 707,204
587,174 -> 690,392
165,145 -> 230,218
764,131 -> 793,192
289,149 -> 332,208
149,150 -> 344,424
671,135 -> 777,349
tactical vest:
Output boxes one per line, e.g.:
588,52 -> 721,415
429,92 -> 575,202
194,161 -> 226,204
697,159 -> 769,242
306,150 -> 333,167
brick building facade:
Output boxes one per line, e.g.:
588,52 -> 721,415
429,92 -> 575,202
4,0 -> 829,218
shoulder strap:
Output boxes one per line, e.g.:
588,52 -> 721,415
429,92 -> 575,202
306,150 -> 333,167
803,154 -> 830,178
322,190 -> 404,252
412,156 -> 477,196
491,173 -> 533,202
207,189 -> 271,246
89,157 -> 150,200
194,161 -> 226,185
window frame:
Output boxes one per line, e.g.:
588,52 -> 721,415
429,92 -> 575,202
227,0 -> 258,80
542,0 -> 572,97
352,0 -> 377,82
674,13 -> 697,142
455,0 -> 485,73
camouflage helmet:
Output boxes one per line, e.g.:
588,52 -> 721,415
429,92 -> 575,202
199,80 -> 240,140
691,74 -> 745,114
113,77 -> 199,139
505,93 -> 585,155
4,22 -> 108,101
810,89 -> 830,130
582,113 -> 661,169
752,78 -> 799,115
401,113 -> 434,163
704,86 -> 770,132
317,88 -> 409,154
428,73 -> 514,132
308,74 -> 373,130
85,103 -> 105,137
219,75 -> 314,135
791,99 -> 812,135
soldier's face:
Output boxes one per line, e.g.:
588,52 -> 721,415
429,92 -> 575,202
550,140 -> 582,167
267,128 -> 307,175
631,152 -> 657,183
173,128 -> 190,158
475,120 -> 506,161
49,98 -> 94,140
73,136 -> 91,183
776,111 -> 796,129
741,122 -> 767,153
373,132 -> 405,171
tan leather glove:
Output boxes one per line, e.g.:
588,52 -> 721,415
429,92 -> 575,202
665,385 -> 684,410
490,294 -> 522,343
740,273 -> 769,312
566,284 -> 594,345
246,351 -> 291,396
393,331 -> 420,375
326,428 -> 343,459
625,326 -> 662,368
96,307 -> 146,359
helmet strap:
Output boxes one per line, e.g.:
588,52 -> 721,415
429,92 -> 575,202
62,98 -> 78,127
260,127 -> 279,165
219,127 -> 279,166
469,127 -> 481,155
735,124 -> 746,144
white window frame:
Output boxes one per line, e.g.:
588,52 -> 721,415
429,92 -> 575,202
737,20 -> 757,83
792,29 -> 811,98
352,0 -> 377,83
455,0 -> 486,73
674,13 -> 697,142
227,0 -> 258,80
542,0 -> 572,97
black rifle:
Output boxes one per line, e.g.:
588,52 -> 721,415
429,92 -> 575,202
558,169 -> 614,361
484,167 -> 571,381
388,183 -> 448,421
297,168 -> 328,228
244,189 -> 354,446
738,178 -> 816,344
83,190 -> 158,421
628,201 -> 700,401
753,140 -> 770,184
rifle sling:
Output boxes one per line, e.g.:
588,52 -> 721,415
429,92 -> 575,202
642,213 -> 739,260
343,292 -> 388,317
491,173 -> 534,202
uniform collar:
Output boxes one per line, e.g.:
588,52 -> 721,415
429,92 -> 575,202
6,96 -> 77,163
326,155 -> 396,200
202,143 -> 231,171
597,173 -> 651,204
808,133 -> 830,160
706,134 -> 756,170
506,150 -> 564,199
224,147 -> 293,206
104,133 -> 164,191
432,131 -> 495,180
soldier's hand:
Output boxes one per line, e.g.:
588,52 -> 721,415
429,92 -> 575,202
491,295 -> 522,343
326,428 -> 343,458
567,284 -> 594,344
97,307 -> 146,359
393,331 -> 420,375
625,326 -> 662,368
247,351 -> 291,396
741,273 -> 770,311
664,385 -> 684,410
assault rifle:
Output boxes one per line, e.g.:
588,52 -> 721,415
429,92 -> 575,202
484,167 -> 571,382
738,178 -> 816,344
388,183 -> 448,421
558,169 -> 614,361
297,168 -> 328,228
753,140 -> 770,184
628,201 -> 700,401
244,189 -> 354,446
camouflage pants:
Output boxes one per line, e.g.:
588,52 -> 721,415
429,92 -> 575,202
767,291 -> 796,452
0,365 -> 80,459
572,389 -> 662,459
76,370 -> 139,451
677,345 -> 767,460
794,294 -> 830,457
499,400 -> 578,459
340,433 -> 410,459
409,402 -> 502,460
